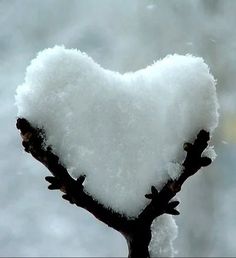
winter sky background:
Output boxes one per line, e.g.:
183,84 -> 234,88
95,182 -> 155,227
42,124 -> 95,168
1,0 -> 236,256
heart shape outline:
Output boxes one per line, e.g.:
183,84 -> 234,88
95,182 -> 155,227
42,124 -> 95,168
16,46 -> 218,217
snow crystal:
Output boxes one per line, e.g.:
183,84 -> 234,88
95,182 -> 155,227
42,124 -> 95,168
15,46 -> 219,217
202,145 -> 217,161
149,215 -> 178,257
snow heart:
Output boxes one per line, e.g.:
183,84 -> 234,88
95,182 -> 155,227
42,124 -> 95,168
16,46 -> 218,217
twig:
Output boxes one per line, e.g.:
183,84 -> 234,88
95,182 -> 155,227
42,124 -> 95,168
139,130 -> 211,224
16,118 -> 128,232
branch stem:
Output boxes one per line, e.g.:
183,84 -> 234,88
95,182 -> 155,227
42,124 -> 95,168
16,118 -> 212,258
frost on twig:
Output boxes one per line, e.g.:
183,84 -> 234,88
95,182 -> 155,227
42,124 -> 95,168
16,117 -> 212,258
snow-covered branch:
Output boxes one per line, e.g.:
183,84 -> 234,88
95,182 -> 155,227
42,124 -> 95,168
140,130 -> 211,222
15,46 -> 219,257
16,118 -> 129,233
16,118 -> 212,258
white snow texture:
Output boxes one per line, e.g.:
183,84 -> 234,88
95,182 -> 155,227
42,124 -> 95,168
149,215 -> 178,257
15,46 -> 218,256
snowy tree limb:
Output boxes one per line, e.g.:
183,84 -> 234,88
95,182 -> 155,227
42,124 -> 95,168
16,118 -> 129,232
16,118 -> 212,258
140,130 -> 211,223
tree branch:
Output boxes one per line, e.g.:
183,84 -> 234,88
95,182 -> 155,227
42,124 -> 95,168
16,118 -> 129,233
139,130 -> 211,224
16,118 -> 212,258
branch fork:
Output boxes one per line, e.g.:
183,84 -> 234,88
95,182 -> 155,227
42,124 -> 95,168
16,118 -> 213,258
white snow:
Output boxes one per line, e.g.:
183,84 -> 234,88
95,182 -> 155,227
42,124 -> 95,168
15,46 -> 219,218
202,145 -> 217,161
149,215 -> 178,257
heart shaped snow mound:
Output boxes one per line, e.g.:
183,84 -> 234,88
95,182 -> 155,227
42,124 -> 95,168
16,46 -> 218,217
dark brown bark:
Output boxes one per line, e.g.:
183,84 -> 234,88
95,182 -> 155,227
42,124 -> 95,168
16,118 -> 212,258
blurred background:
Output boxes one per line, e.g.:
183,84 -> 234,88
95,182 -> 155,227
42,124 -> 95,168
0,0 -> 236,256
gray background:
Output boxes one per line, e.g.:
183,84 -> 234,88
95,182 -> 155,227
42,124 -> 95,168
1,0 -> 236,256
